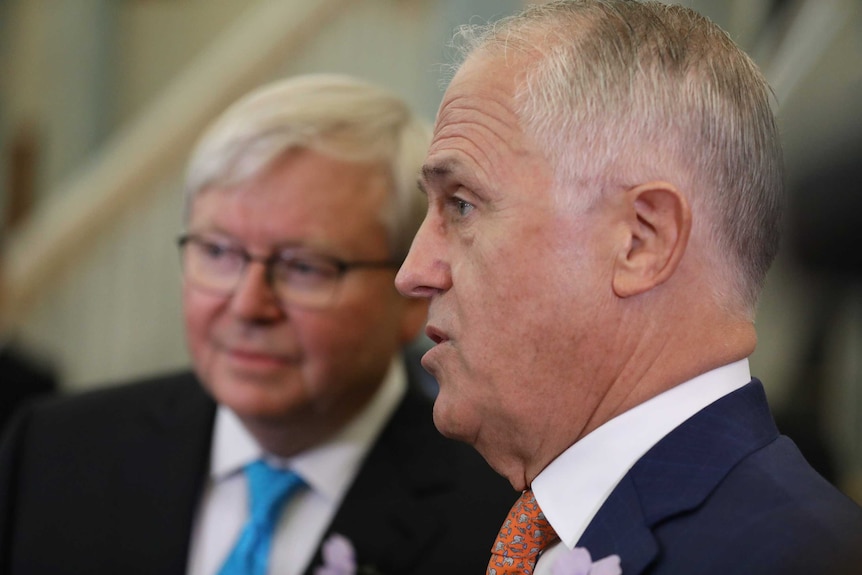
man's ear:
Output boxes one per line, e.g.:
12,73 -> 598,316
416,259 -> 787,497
612,181 -> 691,298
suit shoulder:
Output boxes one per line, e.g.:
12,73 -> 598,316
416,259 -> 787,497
6,370 -> 210,439
35,370 -> 199,410
655,436 -> 862,574
717,435 -> 862,528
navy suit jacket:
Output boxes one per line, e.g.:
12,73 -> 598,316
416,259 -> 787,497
576,380 -> 862,575
0,370 -> 514,575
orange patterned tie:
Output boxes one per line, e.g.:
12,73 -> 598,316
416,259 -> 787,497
487,489 -> 558,575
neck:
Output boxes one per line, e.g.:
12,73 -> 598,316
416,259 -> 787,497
582,308 -> 756,439
512,310 -> 756,491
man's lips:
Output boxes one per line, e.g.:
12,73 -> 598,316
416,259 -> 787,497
421,325 -> 450,375
223,347 -> 297,366
425,325 -> 449,345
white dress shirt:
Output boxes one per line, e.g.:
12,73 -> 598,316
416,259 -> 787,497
186,357 -> 407,575
532,359 -> 752,574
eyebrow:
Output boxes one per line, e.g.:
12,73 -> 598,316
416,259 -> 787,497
187,230 -> 314,253
419,161 -> 456,195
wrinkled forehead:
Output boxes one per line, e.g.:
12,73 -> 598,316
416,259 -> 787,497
422,51 -> 557,211
441,46 -> 530,108
432,56 -> 523,149
433,51 -> 533,153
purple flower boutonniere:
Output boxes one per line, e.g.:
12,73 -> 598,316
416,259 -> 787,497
314,533 -> 384,575
551,547 -> 622,575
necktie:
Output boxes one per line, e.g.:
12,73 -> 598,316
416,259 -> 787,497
487,489 -> 558,575
217,460 -> 305,575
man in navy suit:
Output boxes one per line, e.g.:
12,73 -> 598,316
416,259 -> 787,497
0,74 -> 513,575
395,1 -> 862,573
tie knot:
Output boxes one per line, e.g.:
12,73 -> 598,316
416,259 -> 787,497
487,489 -> 558,575
245,460 -> 304,527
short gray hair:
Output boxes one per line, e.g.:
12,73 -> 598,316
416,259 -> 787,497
184,74 -> 431,260
452,0 -> 784,317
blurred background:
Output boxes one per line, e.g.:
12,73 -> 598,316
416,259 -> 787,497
0,0 -> 860,499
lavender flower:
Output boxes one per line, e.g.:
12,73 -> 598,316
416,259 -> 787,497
551,547 -> 622,575
314,533 -> 357,575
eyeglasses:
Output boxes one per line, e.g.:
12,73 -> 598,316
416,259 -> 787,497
177,234 -> 401,309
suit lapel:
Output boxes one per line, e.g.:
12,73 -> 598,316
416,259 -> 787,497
303,388 -> 454,574
577,380 -> 779,575
576,475 -> 658,573
115,372 -> 216,574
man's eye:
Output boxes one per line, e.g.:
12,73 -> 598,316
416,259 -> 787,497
201,242 -> 233,259
277,257 -> 338,279
452,197 -> 475,217
286,259 -> 326,275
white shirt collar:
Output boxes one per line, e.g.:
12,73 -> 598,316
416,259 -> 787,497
209,356 -> 407,503
532,359 -> 752,548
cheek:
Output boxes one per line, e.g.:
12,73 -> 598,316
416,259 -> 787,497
300,303 -> 394,369
295,320 -> 344,372
455,243 -> 580,382
348,302 -> 405,355
455,234 -> 548,328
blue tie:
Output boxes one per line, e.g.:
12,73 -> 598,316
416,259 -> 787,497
217,460 -> 305,575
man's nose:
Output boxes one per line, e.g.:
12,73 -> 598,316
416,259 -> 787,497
395,216 -> 451,299
229,262 -> 284,321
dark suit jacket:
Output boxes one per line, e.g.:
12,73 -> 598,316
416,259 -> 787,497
0,345 -> 57,433
0,370 -> 514,575
576,380 -> 862,575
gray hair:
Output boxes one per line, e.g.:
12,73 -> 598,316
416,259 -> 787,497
184,74 -> 431,260
451,0 -> 784,317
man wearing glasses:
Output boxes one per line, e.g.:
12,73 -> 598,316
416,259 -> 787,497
0,74 -> 512,575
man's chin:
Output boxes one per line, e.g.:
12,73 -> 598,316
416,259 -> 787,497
225,395 -> 291,422
207,375 -> 299,420
431,398 -> 475,444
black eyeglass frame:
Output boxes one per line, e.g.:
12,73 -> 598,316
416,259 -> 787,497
176,233 -> 402,306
